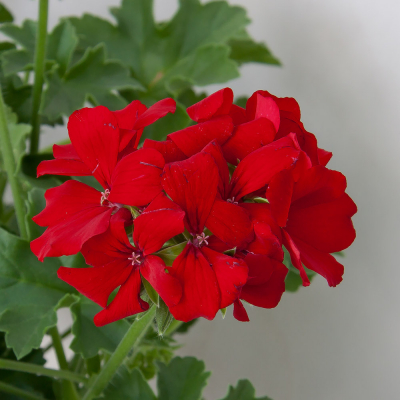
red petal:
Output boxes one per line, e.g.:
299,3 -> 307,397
37,159 -> 91,177
266,170 -> 295,227
240,254 -> 287,308
94,269 -> 149,327
206,235 -> 232,253
317,147 -> 332,166
291,236 -> 344,287
287,193 -> 357,253
133,193 -> 185,255
222,118 -> 276,165
233,299 -> 249,322
58,260 -> 132,308
252,90 -> 301,120
53,144 -> 79,160
169,244 -> 220,322
246,93 -> 280,131
168,116 -> 233,157
228,135 -> 300,201
140,255 -> 182,306
201,141 -> 230,198
162,152 -> 219,234
229,105 -> 247,125
246,222 -> 283,260
113,100 -> 147,130
282,230 -> 310,286
68,106 -> 120,188
109,148 -> 164,206
205,200 -> 253,248
202,247 -> 248,309
81,212 -> 133,267
143,138 -> 187,163
133,98 -> 176,130
187,88 -> 233,122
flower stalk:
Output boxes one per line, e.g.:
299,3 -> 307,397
0,86 -> 28,239
82,306 -> 156,400
29,0 -> 49,154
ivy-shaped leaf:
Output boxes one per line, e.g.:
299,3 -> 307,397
70,295 -> 130,359
0,227 -> 76,359
40,44 -> 145,121
219,379 -> 272,400
0,3 -> 13,24
97,366 -> 156,400
156,356 -> 210,400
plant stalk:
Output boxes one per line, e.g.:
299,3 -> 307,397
29,0 -> 49,154
82,307 -> 156,400
0,359 -> 88,383
0,381 -> 45,400
48,326 -> 80,400
0,86 -> 28,239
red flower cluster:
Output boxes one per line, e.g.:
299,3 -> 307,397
31,88 -> 356,326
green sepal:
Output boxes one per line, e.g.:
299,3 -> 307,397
253,197 -> 269,204
223,248 -> 236,257
142,275 -> 159,307
156,298 -> 174,336
220,307 -> 227,319
156,242 -> 187,266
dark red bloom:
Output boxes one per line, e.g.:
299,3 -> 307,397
58,193 -> 184,326
264,166 -> 357,286
161,151 -> 248,321
31,106 -> 166,261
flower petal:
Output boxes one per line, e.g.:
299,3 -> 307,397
134,193 -> 185,255
169,244 -> 220,322
233,299 -> 249,322
133,98 -> 176,130
143,138 -> 187,163
246,93 -> 280,131
168,116 -> 233,157
202,246 -> 248,309
206,199 -> 253,248
53,144 -> 80,160
109,148 -> 165,206
58,260 -> 132,308
282,230 -> 310,286
113,100 -> 147,130
140,255 -> 182,306
68,106 -> 120,188
162,152 -> 219,234
94,269 -> 149,327
229,135 -> 300,201
186,88 -> 233,122
246,222 -> 283,260
290,236 -> 344,287
37,159 -> 91,177
317,147 -> 332,166
240,254 -> 287,308
222,118 -> 276,165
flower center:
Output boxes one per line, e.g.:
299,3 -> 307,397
193,232 -> 209,247
227,197 -> 238,205
128,251 -> 142,266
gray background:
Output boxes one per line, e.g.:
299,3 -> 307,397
4,1 -> 399,399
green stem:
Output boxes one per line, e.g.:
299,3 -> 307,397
82,307 -> 156,400
43,327 -> 72,352
0,359 -> 88,383
0,381 -> 45,400
0,87 -> 28,239
164,319 -> 184,336
48,326 -> 80,400
29,0 -> 49,154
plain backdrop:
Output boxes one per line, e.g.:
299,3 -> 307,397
3,1 -> 400,399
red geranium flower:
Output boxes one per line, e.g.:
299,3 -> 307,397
31,105 -> 167,261
58,193 -> 184,326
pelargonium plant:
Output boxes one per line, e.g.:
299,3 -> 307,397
0,1 -> 356,400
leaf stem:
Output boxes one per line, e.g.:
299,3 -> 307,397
0,358 -> 88,383
82,307 -> 156,400
29,0 -> 49,154
48,326 -> 80,400
0,381 -> 45,400
0,86 -> 28,239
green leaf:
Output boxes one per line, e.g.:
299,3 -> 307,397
0,228 -> 76,358
156,242 -> 187,267
41,44 -> 144,121
25,187 -> 46,240
156,299 -> 174,336
219,379 -> 272,400
69,0 -> 248,93
156,356 -> 210,400
98,366 -> 156,400
0,4 -> 13,24
142,276 -> 159,307
69,295 -> 129,359
229,38 -> 280,66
